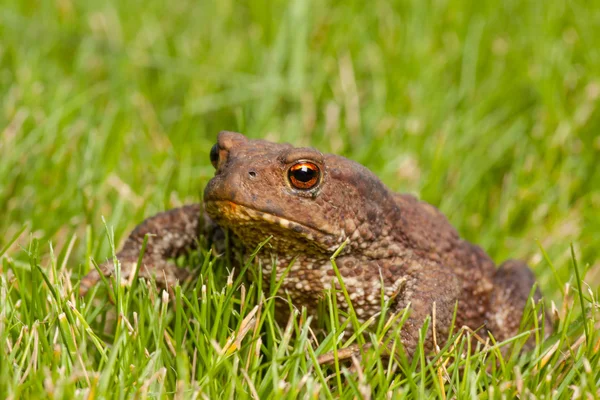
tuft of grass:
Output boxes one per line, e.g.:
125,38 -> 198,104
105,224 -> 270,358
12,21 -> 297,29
1,0 -> 599,397
0,234 -> 598,398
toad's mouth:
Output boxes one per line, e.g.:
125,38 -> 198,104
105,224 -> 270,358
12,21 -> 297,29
204,200 -> 338,248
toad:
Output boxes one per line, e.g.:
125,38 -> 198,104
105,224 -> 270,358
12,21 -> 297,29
80,131 -> 551,357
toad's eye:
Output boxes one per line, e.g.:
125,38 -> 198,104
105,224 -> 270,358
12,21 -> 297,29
209,144 -> 219,168
288,162 -> 321,190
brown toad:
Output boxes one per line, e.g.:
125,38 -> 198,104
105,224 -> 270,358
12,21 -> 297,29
80,131 -> 551,357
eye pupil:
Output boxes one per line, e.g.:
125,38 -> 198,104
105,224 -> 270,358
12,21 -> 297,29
288,162 -> 320,190
293,166 -> 316,182
209,144 -> 219,168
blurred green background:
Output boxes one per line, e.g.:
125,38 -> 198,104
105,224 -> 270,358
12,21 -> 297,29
1,0 -> 599,296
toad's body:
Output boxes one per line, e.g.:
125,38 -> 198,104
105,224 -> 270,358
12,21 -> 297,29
81,132 -> 550,355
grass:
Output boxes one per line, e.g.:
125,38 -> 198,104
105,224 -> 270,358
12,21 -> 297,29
1,0 -> 599,397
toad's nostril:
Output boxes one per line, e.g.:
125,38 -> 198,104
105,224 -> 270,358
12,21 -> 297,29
248,170 -> 257,178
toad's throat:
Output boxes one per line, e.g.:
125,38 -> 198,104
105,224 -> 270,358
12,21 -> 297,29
204,200 -> 339,251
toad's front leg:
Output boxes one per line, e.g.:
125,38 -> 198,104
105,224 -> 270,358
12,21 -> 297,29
389,260 -> 461,358
317,259 -> 460,364
79,204 -> 216,296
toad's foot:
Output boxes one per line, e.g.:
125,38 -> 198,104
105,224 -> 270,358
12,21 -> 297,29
79,205 -> 204,296
79,253 -> 192,296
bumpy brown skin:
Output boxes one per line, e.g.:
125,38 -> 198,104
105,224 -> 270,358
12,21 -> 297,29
80,131 -> 551,357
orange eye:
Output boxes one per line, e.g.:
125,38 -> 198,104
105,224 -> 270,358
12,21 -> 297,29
288,162 -> 320,190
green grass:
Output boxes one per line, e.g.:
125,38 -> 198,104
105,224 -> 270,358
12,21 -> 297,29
1,0 -> 599,397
